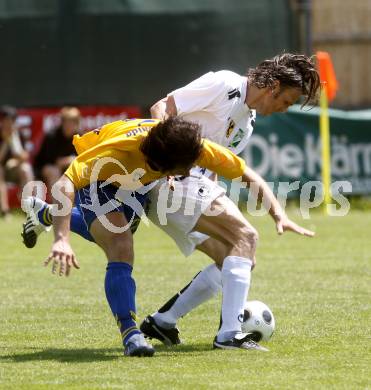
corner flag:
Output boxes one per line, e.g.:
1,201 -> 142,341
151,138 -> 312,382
316,51 -> 338,213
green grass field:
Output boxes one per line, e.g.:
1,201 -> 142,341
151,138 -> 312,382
0,210 -> 370,389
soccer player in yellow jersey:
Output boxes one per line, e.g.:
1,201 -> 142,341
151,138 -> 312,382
22,116 -> 312,356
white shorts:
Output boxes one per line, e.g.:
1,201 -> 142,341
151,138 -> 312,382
147,170 -> 226,256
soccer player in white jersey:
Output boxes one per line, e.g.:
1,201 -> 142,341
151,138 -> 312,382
139,53 -> 320,349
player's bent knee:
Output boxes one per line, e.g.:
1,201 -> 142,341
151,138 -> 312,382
91,228 -> 134,262
245,226 -> 259,247
234,224 -> 259,254
105,238 -> 134,262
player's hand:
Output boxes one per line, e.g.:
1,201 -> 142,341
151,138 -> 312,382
44,239 -> 80,277
275,215 -> 314,237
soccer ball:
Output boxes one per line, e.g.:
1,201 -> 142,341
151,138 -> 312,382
241,300 -> 275,342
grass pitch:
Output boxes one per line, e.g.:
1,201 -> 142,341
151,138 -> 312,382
0,210 -> 370,389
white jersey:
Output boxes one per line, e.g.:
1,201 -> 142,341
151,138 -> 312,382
149,70 -> 256,255
170,70 -> 256,156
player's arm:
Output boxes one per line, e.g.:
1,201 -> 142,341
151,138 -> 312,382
240,166 -> 314,236
44,174 -> 80,276
150,95 -> 177,120
151,71 -> 224,120
56,155 -> 76,170
198,139 -> 314,237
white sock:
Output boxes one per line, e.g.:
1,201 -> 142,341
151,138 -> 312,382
217,256 -> 252,342
153,263 -> 222,328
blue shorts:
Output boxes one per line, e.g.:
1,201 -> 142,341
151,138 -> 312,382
75,182 -> 148,239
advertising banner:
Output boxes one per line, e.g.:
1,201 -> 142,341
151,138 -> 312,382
16,106 -> 141,158
5,105 -> 140,208
243,106 -> 371,195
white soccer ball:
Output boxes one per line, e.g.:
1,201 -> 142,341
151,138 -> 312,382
241,300 -> 275,342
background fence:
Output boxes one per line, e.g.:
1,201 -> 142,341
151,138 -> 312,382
0,0 -> 295,107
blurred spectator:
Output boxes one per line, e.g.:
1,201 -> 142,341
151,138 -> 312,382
34,107 -> 80,194
0,105 -> 34,217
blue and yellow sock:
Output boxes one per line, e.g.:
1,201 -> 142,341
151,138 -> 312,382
37,205 -> 52,226
104,262 -> 140,345
36,205 -> 95,242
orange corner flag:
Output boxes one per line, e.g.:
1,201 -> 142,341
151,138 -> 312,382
316,51 -> 338,102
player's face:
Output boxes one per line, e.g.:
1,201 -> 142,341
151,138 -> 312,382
257,87 -> 302,116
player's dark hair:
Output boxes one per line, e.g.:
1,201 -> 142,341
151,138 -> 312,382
140,117 -> 203,172
247,53 -> 321,107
